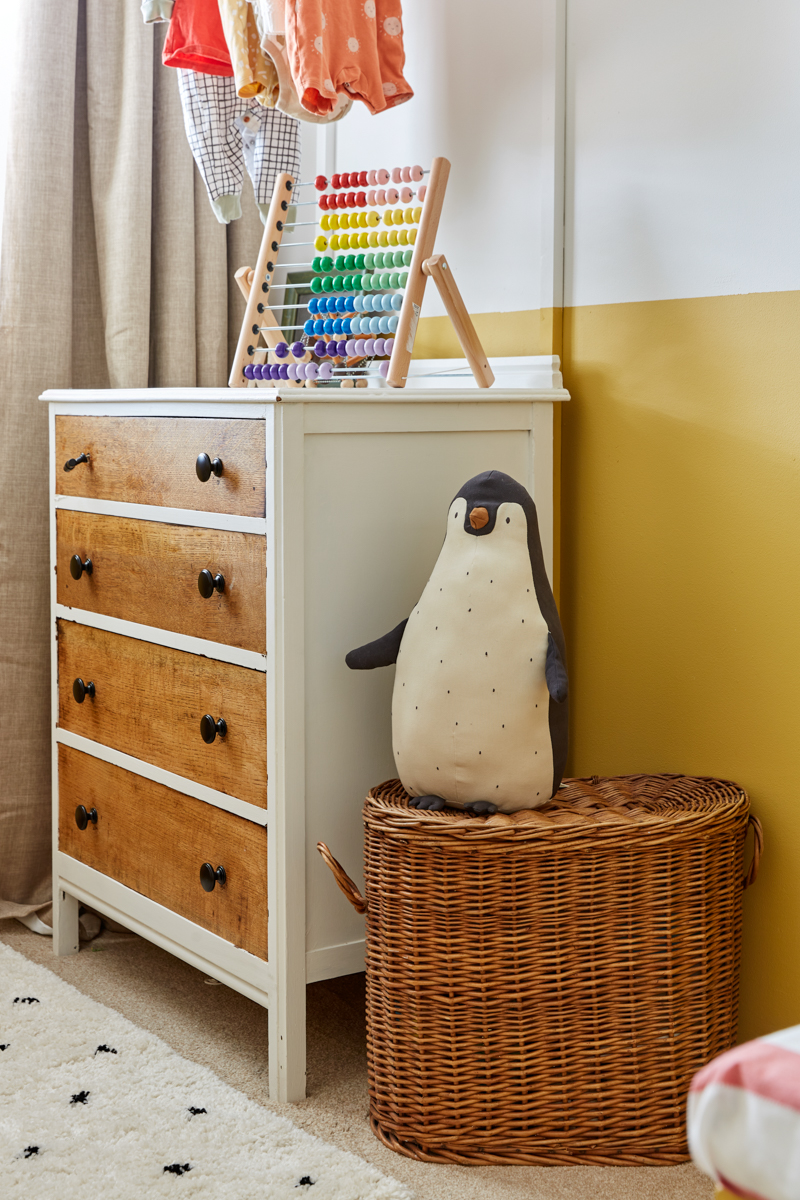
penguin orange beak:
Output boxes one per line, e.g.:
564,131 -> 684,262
469,507 -> 489,529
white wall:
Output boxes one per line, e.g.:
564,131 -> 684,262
565,0 -> 800,307
329,0 -> 563,319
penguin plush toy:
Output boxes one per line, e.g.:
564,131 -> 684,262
346,470 -> 568,814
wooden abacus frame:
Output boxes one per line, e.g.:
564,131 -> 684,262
229,157 -> 494,390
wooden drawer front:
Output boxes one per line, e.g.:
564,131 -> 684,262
55,416 -> 265,517
58,746 -> 267,959
56,511 -> 266,653
58,622 -> 267,809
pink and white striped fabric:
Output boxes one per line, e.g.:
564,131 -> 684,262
688,1026 -> 800,1200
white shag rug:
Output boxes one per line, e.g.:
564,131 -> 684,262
0,942 -> 410,1200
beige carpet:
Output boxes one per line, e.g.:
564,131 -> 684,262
0,919 -> 714,1200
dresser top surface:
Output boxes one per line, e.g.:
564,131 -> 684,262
41,386 -> 569,404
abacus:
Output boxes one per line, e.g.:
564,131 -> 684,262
229,157 -> 494,389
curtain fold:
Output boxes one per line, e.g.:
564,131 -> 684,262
0,0 -> 262,923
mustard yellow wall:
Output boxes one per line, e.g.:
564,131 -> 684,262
417,293 -> 800,1040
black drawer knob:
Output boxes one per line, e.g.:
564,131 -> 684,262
200,714 -> 227,744
198,569 -> 225,599
64,452 -> 90,472
196,454 -> 224,482
75,805 -> 98,830
70,554 -> 93,580
72,678 -> 96,703
200,863 -> 226,892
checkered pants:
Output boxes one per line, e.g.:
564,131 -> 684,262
177,70 -> 300,223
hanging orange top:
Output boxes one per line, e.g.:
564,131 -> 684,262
162,0 -> 233,77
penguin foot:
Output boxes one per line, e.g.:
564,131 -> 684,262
408,795 -> 447,811
462,801 -> 498,816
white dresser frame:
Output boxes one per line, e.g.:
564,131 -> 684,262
44,380 -> 568,1101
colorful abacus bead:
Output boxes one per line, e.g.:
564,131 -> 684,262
318,361 -> 333,380
291,341 -> 305,357
244,364 -> 256,379
315,175 -> 328,190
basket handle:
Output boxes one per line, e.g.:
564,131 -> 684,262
317,842 -> 368,914
743,814 -> 763,889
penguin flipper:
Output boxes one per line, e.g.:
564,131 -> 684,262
545,632 -> 569,703
345,619 -> 408,670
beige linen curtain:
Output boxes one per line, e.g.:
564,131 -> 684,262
0,0 -> 262,924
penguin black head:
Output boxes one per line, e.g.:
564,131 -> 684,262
454,470 -> 534,538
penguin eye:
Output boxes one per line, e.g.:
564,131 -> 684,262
506,517 -> 510,524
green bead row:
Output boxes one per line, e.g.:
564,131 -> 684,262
312,249 -> 413,275
310,271 -> 410,294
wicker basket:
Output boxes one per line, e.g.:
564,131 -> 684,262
318,774 -> 762,1166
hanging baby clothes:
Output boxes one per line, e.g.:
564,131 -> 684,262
252,0 -> 353,124
217,0 -> 279,106
141,0 -> 301,224
177,69 -> 300,223
286,0 -> 413,117
162,0 -> 233,74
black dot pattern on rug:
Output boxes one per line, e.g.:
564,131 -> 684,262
94,1044 -> 117,1055
187,1107 -> 207,1116
23,1146 -> 39,1158
296,1177 -> 315,1188
70,1091 -> 90,1105
164,1163 -> 192,1175
14,997 -> 39,1005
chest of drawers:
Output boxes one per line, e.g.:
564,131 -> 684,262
44,380 -> 567,1101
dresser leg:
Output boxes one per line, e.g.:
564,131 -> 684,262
269,1000 -> 307,1102
53,888 -> 80,956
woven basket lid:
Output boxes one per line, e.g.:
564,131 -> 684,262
364,774 -> 750,846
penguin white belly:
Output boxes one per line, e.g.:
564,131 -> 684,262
392,499 -> 554,813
